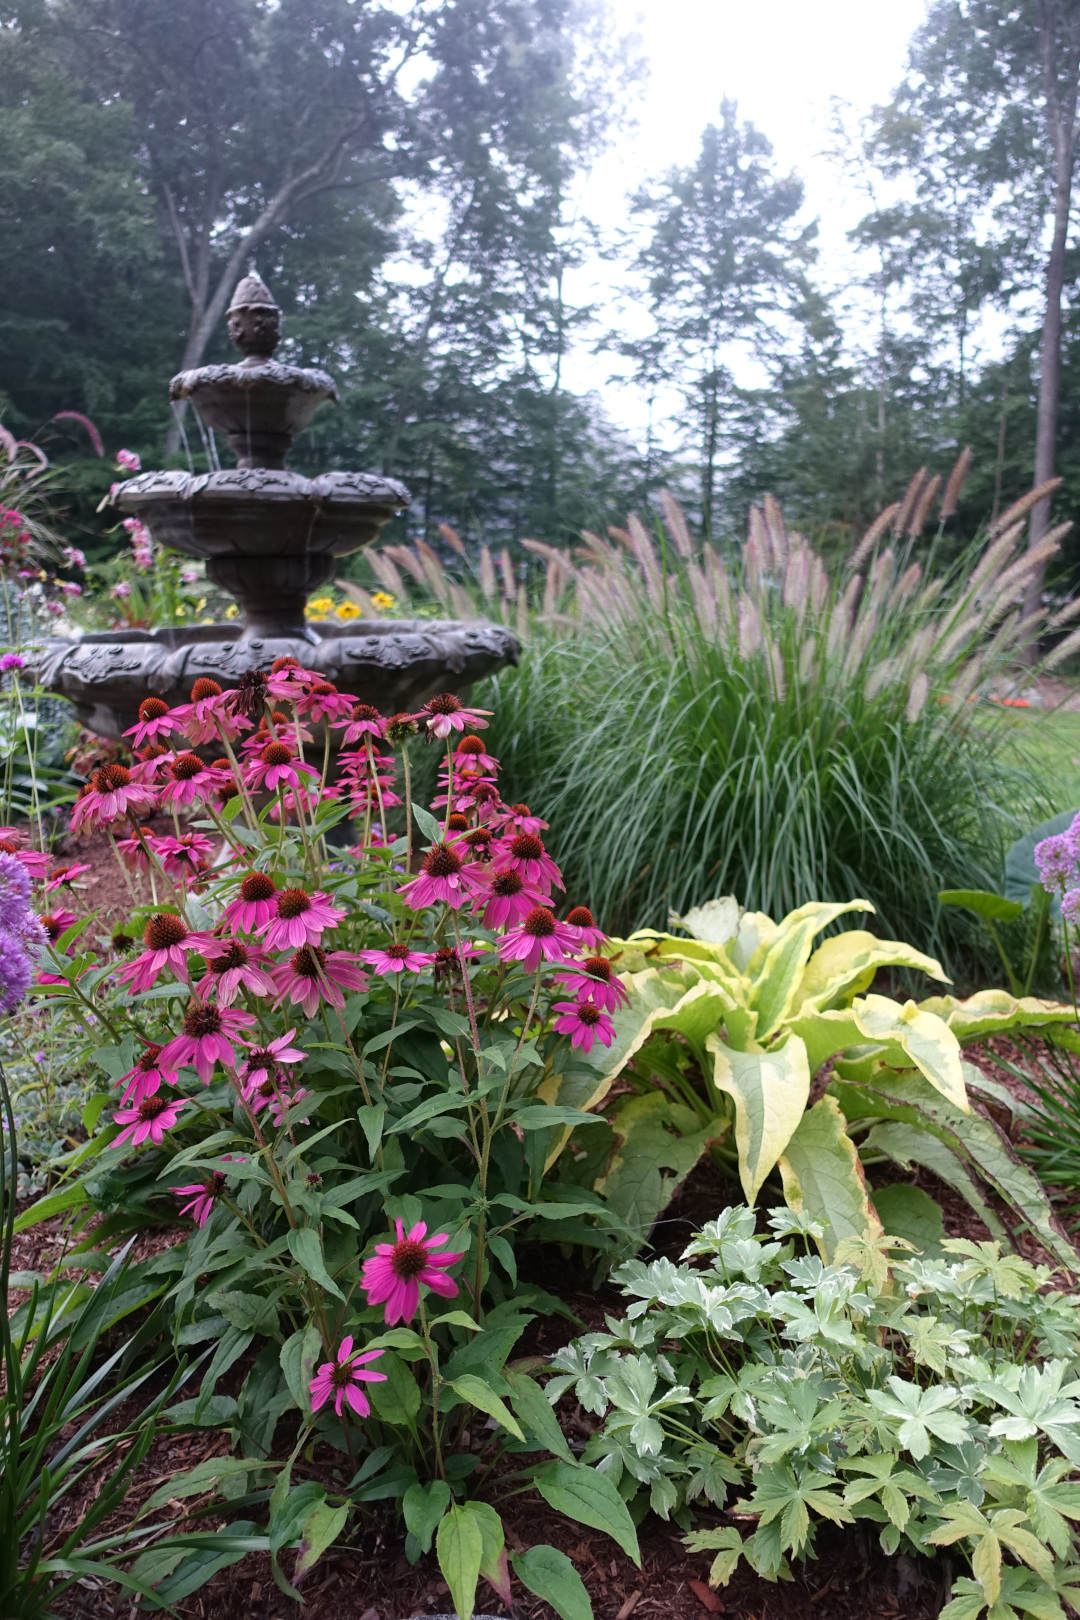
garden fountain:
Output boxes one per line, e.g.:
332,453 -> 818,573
37,272 -> 518,739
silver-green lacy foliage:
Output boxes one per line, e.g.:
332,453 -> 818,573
548,1206 -> 1080,1620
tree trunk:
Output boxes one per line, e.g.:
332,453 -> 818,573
1024,1 -> 1080,621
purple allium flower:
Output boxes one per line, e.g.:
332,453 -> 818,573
1034,831 -> 1077,894
0,851 -> 31,929
0,928 -> 33,1013
1063,888 -> 1080,927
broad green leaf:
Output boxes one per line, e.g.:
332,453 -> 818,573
404,1480 -> 451,1554
939,889 -> 1025,923
145,1457 -> 256,1510
794,928 -> 948,1014
535,1462 -> 640,1564
436,1504 -> 484,1620
13,1182 -> 87,1232
870,1184 -> 946,1255
746,900 -> 874,1038
513,1544 -> 593,1620
294,1501 -> 348,1578
448,1375 -> 525,1441
778,1095 -> 882,1259
851,994 -> 968,1112
670,895 -> 741,945
708,1031 -> 810,1204
506,1369 -> 575,1461
785,1006 -> 864,1075
594,1092 -> 724,1245
368,1350 -> 421,1428
861,1120 -> 1007,1241
464,1501 -> 511,1605
919,989 -> 1077,1044
286,1228 -> 345,1301
279,1323 -> 324,1419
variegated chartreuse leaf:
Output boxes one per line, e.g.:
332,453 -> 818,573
708,1032 -> 811,1204
794,929 -> 948,1014
778,1095 -> 882,1259
594,1092 -> 725,1243
851,994 -> 968,1112
745,900 -> 874,1040
918,989 -> 1077,1044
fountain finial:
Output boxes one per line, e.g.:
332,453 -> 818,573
227,271 -> 282,360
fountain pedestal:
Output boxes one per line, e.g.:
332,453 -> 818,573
37,271 -> 518,737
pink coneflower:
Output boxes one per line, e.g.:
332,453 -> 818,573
397,844 -> 479,912
448,734 -> 500,775
69,764 -> 157,832
497,802 -> 548,835
419,692 -> 490,739
564,906 -> 606,950
39,909 -> 77,944
112,1093 -> 185,1148
361,1220 -> 464,1324
158,1001 -> 256,1083
170,678 -> 244,745
244,741 -> 318,795
296,681 -> 356,723
114,1042 -> 180,1105
497,832 -> 563,892
340,703 -> 386,743
497,906 -> 579,974
360,941 -> 437,976
223,871 -> 278,932
173,1171 -> 226,1226
432,941 -> 484,981
114,826 -> 156,872
265,657 -> 320,700
554,955 -> 630,1012
262,887 -> 345,952
473,867 -> 546,929
0,833 -> 50,879
310,1337 -> 387,1418
124,697 -> 178,750
553,999 -> 616,1053
197,939 -> 277,1005
43,862 -> 92,893
159,751 -> 218,807
155,831 -> 214,882
243,1068 -> 310,1124
239,1030 -> 306,1091
115,447 -> 141,472
271,944 -> 368,1018
115,913 -> 210,994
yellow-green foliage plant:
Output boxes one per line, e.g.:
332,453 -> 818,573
549,897 -> 1079,1265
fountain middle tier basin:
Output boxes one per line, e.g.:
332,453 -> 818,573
38,618 -> 519,743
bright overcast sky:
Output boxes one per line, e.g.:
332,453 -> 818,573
564,0 -> 931,436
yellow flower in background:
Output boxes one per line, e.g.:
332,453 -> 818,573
306,596 -> 334,620
335,600 -> 362,621
225,603 -> 239,619
371,591 -> 395,611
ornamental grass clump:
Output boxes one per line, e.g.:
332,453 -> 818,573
19,664 -> 644,1618
384,474 -> 1073,964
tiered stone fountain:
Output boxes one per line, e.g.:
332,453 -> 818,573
38,272 -> 518,738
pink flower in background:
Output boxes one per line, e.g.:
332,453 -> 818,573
0,829 -> 50,879
123,517 -> 153,568
554,955 -> 630,1012
115,914 -> 210,993
180,566 -> 200,585
158,1001 -> 256,1083
159,751 -> 218,807
244,742 -> 317,795
360,941 -> 437,976
264,656 -> 318,699
69,765 -> 156,832
271,945 -> 368,1017
224,871 -> 278,932
57,580 -> 82,597
125,696 -> 178,749
197,939 -> 277,1005
296,681 -> 356,723
564,906 -> 606,950
114,1042 -> 179,1105
155,831 -> 214,882
171,678 -> 245,744
0,654 -> 24,673
340,703 -> 386,743
472,867 -> 545,930
112,1093 -> 185,1148
262,887 -> 345,951
173,1172 -> 226,1226
497,906 -> 579,974
44,862 -> 92,893
239,1030 -> 306,1091
115,448 -> 141,472
553,999 -> 615,1053
309,1337 -> 386,1417
62,546 -> 86,570
447,735 -> 500,775
361,1220 -> 464,1324
266,1086 -> 312,1128
397,844 -> 480,912
496,801 -> 548,835
497,832 -> 563,893
110,581 -> 132,600
419,692 -> 490,739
